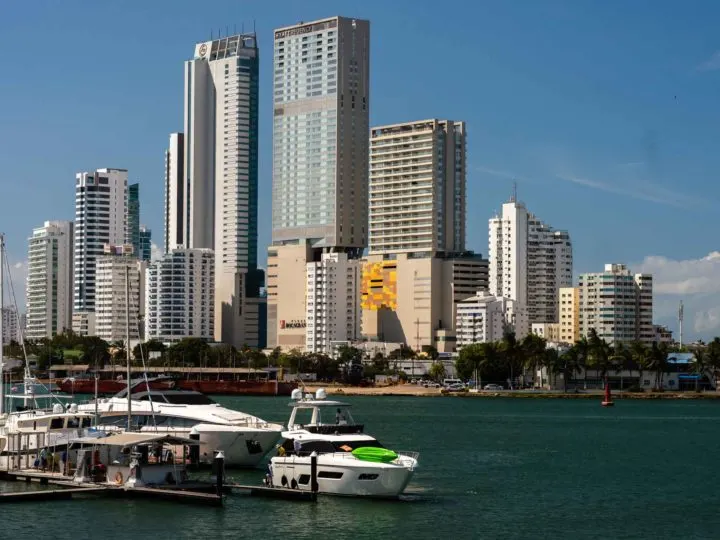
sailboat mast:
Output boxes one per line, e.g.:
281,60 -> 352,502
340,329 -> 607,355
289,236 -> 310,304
126,264 -> 132,431
0,234 -> 5,416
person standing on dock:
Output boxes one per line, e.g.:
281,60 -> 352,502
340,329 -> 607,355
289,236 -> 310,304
39,448 -> 47,472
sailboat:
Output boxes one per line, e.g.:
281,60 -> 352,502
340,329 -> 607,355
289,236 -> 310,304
601,377 -> 614,407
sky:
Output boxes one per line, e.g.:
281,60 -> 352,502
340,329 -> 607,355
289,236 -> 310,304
1,0 -> 719,340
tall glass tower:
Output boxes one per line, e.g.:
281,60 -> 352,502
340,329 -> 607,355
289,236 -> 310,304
184,33 -> 263,347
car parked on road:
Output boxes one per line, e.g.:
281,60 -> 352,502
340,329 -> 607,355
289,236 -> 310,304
483,384 -> 504,391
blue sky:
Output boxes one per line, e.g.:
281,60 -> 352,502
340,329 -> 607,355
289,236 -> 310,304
1,0 -> 719,339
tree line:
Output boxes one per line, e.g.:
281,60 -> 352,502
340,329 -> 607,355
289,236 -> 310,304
455,328 -> 720,391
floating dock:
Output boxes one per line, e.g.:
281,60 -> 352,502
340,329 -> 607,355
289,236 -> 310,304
223,483 -> 317,502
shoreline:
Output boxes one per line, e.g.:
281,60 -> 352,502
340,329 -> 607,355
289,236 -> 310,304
303,384 -> 720,400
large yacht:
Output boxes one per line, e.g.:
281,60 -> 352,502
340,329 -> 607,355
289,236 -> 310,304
267,389 -> 419,498
78,389 -> 283,467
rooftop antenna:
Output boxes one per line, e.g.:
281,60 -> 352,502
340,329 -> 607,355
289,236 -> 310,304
226,25 -> 229,37
234,23 -> 237,34
210,29 -> 213,40
510,181 -> 517,203
253,19 -> 256,34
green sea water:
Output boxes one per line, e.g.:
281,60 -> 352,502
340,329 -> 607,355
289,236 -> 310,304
2,395 -> 720,539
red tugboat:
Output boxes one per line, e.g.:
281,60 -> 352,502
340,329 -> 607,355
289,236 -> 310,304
601,378 -> 615,407
58,375 -> 176,395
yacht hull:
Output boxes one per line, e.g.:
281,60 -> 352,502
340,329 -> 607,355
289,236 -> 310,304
269,454 -> 415,498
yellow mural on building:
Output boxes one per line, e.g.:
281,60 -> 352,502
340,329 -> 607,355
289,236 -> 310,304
360,261 -> 398,310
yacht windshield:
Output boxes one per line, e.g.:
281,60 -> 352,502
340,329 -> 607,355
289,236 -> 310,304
162,393 -> 216,405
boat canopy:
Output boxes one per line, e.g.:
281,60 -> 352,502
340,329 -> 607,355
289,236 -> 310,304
71,432 -> 200,447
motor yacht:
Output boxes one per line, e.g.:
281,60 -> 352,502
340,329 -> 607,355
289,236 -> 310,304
78,388 -> 283,467
267,388 -> 419,498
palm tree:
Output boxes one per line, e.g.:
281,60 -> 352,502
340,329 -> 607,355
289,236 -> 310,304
521,334 -> 547,388
574,336 -> 590,389
630,341 -> 650,389
499,327 -> 522,389
647,342 -> 669,390
690,347 -> 709,392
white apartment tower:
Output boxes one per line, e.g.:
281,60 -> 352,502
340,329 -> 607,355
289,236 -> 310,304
489,199 -> 572,325
369,119 -> 465,255
25,221 -> 74,339
164,133 -> 184,253
1,307 -> 21,346
184,33 -> 263,347
579,264 -> 654,344
305,253 -> 362,354
145,249 -> 214,343
94,244 -> 146,343
73,168 -> 128,314
268,16 -> 370,351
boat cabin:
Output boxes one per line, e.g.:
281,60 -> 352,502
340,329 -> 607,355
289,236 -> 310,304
16,411 -> 94,433
71,432 -> 199,488
279,433 -> 383,457
288,388 -> 363,435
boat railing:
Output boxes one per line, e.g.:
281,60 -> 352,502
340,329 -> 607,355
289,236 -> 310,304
395,451 -> 420,470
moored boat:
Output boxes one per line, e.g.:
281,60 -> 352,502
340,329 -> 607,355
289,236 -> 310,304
267,388 -> 419,498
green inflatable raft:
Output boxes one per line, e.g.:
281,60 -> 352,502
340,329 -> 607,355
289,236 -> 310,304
352,447 -> 399,463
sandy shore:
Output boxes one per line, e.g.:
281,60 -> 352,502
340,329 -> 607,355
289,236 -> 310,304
303,383 -> 720,399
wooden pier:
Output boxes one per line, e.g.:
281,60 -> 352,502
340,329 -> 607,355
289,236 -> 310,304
223,483 -> 317,502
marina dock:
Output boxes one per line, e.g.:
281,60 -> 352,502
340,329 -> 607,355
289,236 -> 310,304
223,482 -> 317,502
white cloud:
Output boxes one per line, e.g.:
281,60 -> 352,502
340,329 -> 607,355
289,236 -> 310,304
633,252 -> 720,338
150,242 -> 162,262
697,51 -> 720,72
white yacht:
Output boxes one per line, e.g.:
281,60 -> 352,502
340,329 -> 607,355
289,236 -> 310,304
268,389 -> 419,498
78,389 -> 283,467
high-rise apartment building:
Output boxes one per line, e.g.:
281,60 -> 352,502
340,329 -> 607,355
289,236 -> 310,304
369,119 -> 465,255
145,249 -> 214,343
25,221 -> 74,339
268,16 -> 370,351
184,33 -> 263,347
164,133 -> 184,253
94,244 -> 145,343
489,199 -> 572,324
578,263 -> 654,344
1,306 -> 21,346
73,168 -> 128,313
558,286 -> 580,344
305,253 -> 362,354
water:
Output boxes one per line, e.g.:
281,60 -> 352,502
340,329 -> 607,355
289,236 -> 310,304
3,395 -> 720,539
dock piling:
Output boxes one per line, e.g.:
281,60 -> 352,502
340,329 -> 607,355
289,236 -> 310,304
213,451 -> 225,496
310,451 -> 318,494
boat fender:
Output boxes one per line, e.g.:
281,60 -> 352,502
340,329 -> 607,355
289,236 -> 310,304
291,478 -> 298,489
166,472 -> 176,485
281,475 -> 288,486
129,466 -> 138,479
115,472 -> 123,485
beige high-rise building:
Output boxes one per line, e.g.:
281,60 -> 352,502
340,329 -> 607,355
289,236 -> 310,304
268,17 -> 370,351
558,287 -> 580,344
94,244 -> 146,343
369,119 -> 465,255
578,264 -> 653,344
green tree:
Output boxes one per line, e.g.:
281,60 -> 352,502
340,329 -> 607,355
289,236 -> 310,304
421,345 -> 439,360
630,341 -> 650,389
587,329 -> 614,383
166,337 -> 210,367
499,327 -> 523,389
132,339 -> 167,363
80,336 -> 110,371
428,361 -> 446,382
521,333 -> 547,388
647,342 -> 669,390
689,347 -> 709,391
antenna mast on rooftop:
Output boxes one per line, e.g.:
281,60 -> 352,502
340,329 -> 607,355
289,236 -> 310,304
678,301 -> 684,348
510,181 -> 517,203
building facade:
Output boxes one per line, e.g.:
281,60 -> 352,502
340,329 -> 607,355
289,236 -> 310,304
578,263 -> 654,344
456,291 -> 528,347
71,311 -> 96,337
268,17 -> 370,350
369,119 -> 465,255
489,199 -> 572,324
73,168 -> 128,313
184,33 -> 263,347
1,306 -> 21,345
558,286 -> 580,344
25,220 -> 74,339
164,132 -> 185,253
94,244 -> 146,343
145,249 -> 214,343
128,183 -> 140,253
139,226 -> 152,261
360,252 -> 489,352
305,252 -> 361,354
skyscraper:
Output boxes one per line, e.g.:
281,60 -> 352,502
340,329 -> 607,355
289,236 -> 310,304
164,133 -> 184,253
488,198 -> 572,325
268,16 -> 370,351
25,220 -> 74,339
128,183 -> 140,251
369,119 -> 466,255
73,168 -> 128,314
183,33 -> 262,347
139,226 -> 152,261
